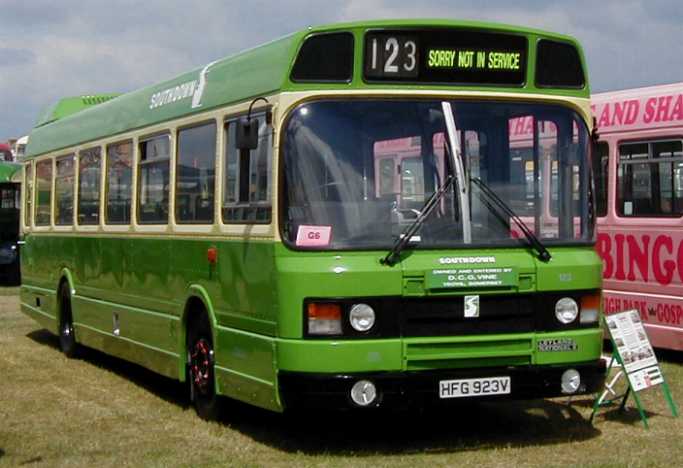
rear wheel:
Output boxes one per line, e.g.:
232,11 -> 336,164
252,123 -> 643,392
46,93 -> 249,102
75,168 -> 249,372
188,312 -> 222,420
58,282 -> 79,358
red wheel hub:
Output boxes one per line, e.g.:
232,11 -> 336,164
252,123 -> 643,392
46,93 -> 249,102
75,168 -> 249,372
190,338 -> 212,394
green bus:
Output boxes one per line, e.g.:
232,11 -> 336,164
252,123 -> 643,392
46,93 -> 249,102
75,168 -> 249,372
20,20 -> 605,418
0,161 -> 21,284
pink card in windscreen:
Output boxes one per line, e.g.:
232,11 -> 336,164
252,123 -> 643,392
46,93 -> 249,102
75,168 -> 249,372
296,225 -> 332,247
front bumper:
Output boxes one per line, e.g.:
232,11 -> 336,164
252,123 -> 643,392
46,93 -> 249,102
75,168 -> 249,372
279,361 -> 606,410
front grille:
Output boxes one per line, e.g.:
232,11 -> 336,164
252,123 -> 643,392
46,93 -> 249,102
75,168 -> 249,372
303,290 -> 596,339
402,295 -> 535,337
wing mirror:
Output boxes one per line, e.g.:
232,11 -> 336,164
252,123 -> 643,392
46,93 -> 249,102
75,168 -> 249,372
235,97 -> 271,150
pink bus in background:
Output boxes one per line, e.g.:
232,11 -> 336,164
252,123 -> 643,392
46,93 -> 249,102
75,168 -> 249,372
593,82 -> 683,350
373,118 -> 575,234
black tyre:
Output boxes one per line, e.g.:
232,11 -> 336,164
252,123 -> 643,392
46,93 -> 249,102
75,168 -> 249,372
188,311 -> 222,420
58,282 -> 79,358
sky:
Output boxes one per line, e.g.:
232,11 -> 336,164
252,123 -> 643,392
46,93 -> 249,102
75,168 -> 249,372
1,0 -> 681,141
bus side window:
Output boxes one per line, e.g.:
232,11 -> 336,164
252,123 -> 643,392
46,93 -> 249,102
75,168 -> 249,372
78,147 -> 101,225
223,113 -> 272,223
378,158 -> 395,197
594,141 -> 608,217
1,187 -> 10,207
654,141 -> 683,213
55,155 -> 75,226
34,159 -> 53,226
176,122 -> 216,224
618,140 -> 683,217
106,140 -> 133,224
24,163 -> 33,228
138,135 -> 170,224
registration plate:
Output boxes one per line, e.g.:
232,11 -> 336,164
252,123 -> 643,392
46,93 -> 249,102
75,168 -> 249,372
439,376 -> 511,399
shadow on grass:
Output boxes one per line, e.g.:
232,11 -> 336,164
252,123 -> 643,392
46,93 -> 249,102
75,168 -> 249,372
220,397 -> 606,455
26,329 -> 189,410
27,327 -> 605,456
599,405 -> 656,425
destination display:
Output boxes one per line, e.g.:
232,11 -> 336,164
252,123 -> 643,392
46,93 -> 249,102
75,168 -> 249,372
364,30 -> 527,85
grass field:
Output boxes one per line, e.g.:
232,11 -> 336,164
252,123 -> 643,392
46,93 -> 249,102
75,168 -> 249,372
1,288 -> 682,468
0,287 -> 19,297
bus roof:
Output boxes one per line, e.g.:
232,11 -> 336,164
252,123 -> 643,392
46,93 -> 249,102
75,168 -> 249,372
592,82 -> 683,134
0,162 -> 21,184
25,19 -> 588,159
34,94 -> 121,128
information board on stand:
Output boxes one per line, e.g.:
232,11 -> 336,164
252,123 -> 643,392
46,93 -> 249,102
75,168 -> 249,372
591,309 -> 678,428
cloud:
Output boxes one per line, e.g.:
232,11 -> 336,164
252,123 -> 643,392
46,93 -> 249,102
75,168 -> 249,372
1,0 -> 681,140
0,48 -> 36,67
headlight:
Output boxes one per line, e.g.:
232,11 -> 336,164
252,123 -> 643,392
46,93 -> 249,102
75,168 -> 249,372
349,303 -> 375,332
555,297 -> 579,324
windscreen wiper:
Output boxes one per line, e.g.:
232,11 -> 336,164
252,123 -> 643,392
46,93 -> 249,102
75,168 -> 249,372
381,175 -> 455,266
471,177 -> 552,262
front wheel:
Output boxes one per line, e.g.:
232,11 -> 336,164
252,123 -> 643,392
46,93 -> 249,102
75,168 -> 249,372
188,313 -> 222,420
58,282 -> 79,358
